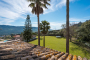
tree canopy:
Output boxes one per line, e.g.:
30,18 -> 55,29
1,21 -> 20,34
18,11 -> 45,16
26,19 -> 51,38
77,20 -> 90,42
27,0 -> 50,15
40,20 -> 50,35
23,15 -> 32,42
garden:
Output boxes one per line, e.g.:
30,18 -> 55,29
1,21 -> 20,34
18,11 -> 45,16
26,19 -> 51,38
29,36 -> 90,59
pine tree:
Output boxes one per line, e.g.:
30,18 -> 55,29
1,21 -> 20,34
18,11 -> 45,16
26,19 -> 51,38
23,15 -> 32,42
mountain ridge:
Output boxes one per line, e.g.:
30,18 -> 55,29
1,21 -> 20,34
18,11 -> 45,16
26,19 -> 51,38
0,25 -> 38,35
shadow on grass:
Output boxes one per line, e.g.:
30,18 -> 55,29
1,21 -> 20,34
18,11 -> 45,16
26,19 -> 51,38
40,38 -> 43,40
29,38 -> 37,42
28,37 -> 43,42
71,42 -> 90,57
56,37 -> 66,39
70,46 -> 88,56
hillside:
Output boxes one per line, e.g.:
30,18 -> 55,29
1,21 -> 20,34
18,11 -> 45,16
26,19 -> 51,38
0,25 -> 38,35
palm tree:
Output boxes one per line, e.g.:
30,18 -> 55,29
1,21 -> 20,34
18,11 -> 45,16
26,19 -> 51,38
27,0 -> 50,46
66,0 -> 69,53
40,20 -> 50,47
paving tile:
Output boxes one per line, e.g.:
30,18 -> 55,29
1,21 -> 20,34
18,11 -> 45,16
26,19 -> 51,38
0,41 -> 89,60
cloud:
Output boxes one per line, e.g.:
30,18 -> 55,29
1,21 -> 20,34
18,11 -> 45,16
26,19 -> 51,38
0,0 -> 31,25
0,0 -> 76,26
31,22 -> 65,30
20,17 -> 89,30
43,0 -> 57,14
56,0 -> 75,8
0,0 -> 57,25
49,18 -> 87,30
31,17 -> 88,30
70,18 -> 86,22
49,22 -> 65,30
44,0 -> 75,14
32,22 -> 38,27
69,17 -> 90,24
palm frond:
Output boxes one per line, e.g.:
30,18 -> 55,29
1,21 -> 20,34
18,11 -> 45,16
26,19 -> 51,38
39,7 -> 43,14
28,3 -> 35,7
45,2 -> 50,6
47,0 -> 50,1
27,0 -> 36,2
40,4 -> 48,9
40,20 -> 50,34
41,0 -> 51,3
28,0 -> 50,14
31,7 -> 36,14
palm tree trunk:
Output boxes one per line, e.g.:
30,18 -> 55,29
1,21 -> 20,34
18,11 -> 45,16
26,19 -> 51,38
66,0 -> 69,53
70,36 -> 72,42
37,14 -> 40,46
43,34 -> 45,47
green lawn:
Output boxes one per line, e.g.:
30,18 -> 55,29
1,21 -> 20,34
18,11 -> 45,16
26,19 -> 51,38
29,36 -> 90,59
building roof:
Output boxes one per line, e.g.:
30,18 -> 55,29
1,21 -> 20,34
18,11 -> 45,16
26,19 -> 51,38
0,41 -> 89,60
13,35 -> 20,38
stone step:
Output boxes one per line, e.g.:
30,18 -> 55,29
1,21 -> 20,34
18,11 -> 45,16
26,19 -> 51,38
66,54 -> 73,60
39,52 -> 59,60
78,56 -> 83,60
58,53 -> 68,60
0,52 -> 12,56
52,52 -> 65,60
21,56 -> 33,60
72,55 -> 77,60
0,54 -> 15,59
83,57 -> 88,60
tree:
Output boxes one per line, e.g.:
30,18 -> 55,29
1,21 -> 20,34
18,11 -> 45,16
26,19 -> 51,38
11,33 -> 14,38
69,24 -> 76,42
40,20 -> 50,47
10,33 -> 15,39
66,0 -> 69,53
23,15 -> 32,42
20,32 -> 24,41
77,20 -> 90,42
27,0 -> 50,46
61,23 -> 77,42
61,24 -> 67,37
32,32 -> 37,35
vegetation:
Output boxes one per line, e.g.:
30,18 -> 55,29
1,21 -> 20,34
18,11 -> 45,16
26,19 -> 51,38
40,20 -> 50,47
27,0 -> 51,46
46,22 -> 82,37
46,30 -> 59,36
10,34 -> 15,39
0,35 -> 12,39
32,32 -> 37,35
29,36 -> 90,59
61,23 -> 78,42
76,20 -> 90,42
23,15 -> 32,42
41,20 -> 90,45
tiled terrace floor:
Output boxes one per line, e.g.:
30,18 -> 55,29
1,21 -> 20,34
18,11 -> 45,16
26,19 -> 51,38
0,41 -> 89,60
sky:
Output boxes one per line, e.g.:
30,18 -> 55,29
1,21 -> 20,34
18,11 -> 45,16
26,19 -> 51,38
0,0 -> 90,30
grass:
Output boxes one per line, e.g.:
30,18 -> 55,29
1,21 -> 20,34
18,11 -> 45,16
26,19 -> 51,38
29,36 -> 90,59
